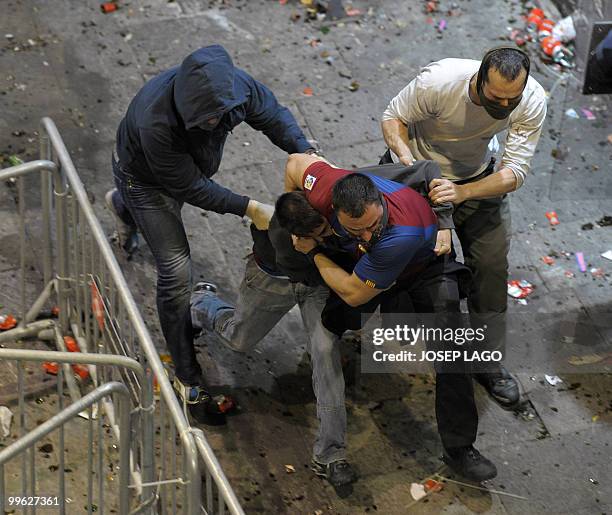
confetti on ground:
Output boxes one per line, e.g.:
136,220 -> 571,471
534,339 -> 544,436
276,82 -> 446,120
565,108 -> 579,119
541,255 -> 555,265
545,211 -> 560,226
545,374 -> 563,386
580,108 -> 596,120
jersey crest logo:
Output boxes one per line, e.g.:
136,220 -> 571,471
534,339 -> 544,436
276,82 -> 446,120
365,279 -> 376,289
304,174 -> 317,190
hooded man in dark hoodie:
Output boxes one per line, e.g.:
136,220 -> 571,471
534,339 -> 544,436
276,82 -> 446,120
105,45 -> 316,424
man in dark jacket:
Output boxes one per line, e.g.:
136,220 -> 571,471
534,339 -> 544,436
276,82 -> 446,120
106,45 -> 315,424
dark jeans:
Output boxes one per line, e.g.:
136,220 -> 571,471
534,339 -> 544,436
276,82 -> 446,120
112,155 -> 202,385
380,270 -> 478,450
327,262 -> 478,450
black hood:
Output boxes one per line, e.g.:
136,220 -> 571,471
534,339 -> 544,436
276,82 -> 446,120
173,45 -> 245,130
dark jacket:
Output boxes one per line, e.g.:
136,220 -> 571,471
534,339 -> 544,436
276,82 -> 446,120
116,45 -> 311,216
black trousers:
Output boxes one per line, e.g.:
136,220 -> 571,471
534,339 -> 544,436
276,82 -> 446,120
323,263 -> 478,450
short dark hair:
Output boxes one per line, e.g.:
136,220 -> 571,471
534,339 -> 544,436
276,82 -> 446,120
275,191 -> 325,236
482,48 -> 530,83
332,173 -> 381,218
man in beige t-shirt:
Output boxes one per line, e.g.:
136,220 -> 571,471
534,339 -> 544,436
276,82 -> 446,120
381,47 -> 547,411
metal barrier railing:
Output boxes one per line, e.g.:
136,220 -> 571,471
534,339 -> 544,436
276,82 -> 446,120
0,350 -> 134,514
0,118 -> 244,514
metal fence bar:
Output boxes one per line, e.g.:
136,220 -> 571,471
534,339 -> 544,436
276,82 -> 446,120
0,382 -> 131,512
1,119 -> 245,514
40,116 -> 237,513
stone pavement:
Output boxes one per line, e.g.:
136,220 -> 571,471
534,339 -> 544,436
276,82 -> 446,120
1,0 -> 611,513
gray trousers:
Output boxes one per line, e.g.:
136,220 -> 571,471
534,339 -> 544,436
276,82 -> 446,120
191,256 -> 346,464
453,195 -> 511,363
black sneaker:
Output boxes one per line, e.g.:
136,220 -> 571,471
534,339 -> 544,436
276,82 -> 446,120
173,377 -> 226,426
443,446 -> 497,482
476,365 -> 520,410
312,459 -> 357,488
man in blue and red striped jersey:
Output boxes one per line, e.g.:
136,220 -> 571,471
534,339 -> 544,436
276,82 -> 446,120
283,153 -> 497,482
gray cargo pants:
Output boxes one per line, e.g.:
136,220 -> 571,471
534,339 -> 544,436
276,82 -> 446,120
191,256 -> 346,464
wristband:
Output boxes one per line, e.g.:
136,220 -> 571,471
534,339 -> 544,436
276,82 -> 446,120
306,246 -> 324,263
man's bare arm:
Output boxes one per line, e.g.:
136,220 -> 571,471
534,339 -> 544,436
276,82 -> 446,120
429,167 -> 517,205
284,153 -> 328,192
292,235 -> 382,306
381,119 -> 415,166
313,253 -> 382,307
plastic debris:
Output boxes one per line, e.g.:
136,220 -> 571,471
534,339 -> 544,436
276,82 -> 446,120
526,8 -> 544,33
90,283 -> 105,330
213,394 -> 236,414
424,479 -> 444,492
580,108 -> 596,120
346,8 -> 362,16
545,374 -> 563,386
425,1 -> 438,14
302,86 -> 313,96
410,482 -> 427,501
507,280 -> 535,299
437,19 -> 447,32
601,250 -> 612,261
575,252 -> 587,272
564,270 -> 575,278
552,16 -> 576,43
538,19 -> 555,41
100,2 -> 118,13
348,81 -> 359,92
545,211 -> 560,226
541,256 -> 555,265
0,406 -> 13,438
285,464 -> 296,473
0,314 -> 17,330
590,267 -> 604,278
565,108 -> 579,119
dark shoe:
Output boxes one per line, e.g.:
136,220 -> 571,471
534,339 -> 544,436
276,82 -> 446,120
476,365 -> 520,410
105,188 -> 138,255
443,446 -> 497,482
173,377 -> 227,426
312,459 -> 357,488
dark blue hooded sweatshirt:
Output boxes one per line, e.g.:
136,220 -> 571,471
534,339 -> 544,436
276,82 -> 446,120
115,45 -> 311,216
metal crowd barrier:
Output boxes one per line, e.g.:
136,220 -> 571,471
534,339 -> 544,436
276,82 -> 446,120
0,117 -> 244,514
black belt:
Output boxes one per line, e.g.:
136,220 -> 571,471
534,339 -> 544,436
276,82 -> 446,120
454,157 -> 496,185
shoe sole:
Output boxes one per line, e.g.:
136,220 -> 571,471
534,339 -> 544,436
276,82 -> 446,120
311,462 -> 357,487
